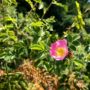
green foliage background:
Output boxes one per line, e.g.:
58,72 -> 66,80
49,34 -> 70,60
0,0 -> 90,90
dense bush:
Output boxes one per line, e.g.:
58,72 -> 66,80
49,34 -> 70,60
0,0 -> 90,90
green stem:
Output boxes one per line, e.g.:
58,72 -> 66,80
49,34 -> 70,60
5,62 -> 9,82
29,3 -> 37,13
5,62 -> 8,74
41,1 -> 52,19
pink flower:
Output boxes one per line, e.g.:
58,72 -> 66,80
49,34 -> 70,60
50,39 -> 68,60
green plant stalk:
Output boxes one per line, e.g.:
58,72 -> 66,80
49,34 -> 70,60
41,1 -> 52,19
29,3 -> 37,13
5,62 -> 10,87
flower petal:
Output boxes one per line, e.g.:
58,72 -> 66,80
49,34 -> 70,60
50,39 -> 68,61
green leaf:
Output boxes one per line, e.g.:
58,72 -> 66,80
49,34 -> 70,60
7,31 -> 15,36
72,41 -> 79,46
85,18 -> 90,26
67,34 -> 72,42
70,45 -> 76,51
86,53 -> 90,61
10,36 -> 17,42
31,41 -> 45,51
72,34 -> 80,41
39,41 -> 45,50
33,0 -> 41,3
4,16 -> 16,22
7,31 -> 17,42
25,0 -> 35,11
52,0 -> 68,12
31,21 -> 43,27
44,16 -> 55,23
38,2 -> 44,9
74,60 -> 84,69
19,81 -> 28,90
31,44 -> 43,51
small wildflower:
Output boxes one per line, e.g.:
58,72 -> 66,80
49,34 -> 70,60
50,39 -> 68,60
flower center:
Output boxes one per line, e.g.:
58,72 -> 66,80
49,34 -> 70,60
56,47 -> 65,56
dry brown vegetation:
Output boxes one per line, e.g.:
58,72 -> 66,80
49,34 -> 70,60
15,60 -> 59,90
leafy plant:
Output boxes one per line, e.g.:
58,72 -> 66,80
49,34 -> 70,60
0,72 -> 28,90
0,0 -> 90,90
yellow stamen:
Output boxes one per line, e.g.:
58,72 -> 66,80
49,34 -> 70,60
56,47 -> 65,56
